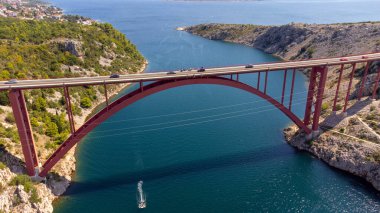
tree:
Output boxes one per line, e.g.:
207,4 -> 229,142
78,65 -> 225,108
45,122 -> 58,137
31,97 -> 47,111
80,97 -> 92,108
0,92 -> 10,106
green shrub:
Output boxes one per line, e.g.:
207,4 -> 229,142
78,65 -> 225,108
0,139 -> 6,150
53,132 -> 69,146
45,122 -> 58,137
9,174 -> 33,193
45,141 -> 57,150
2,127 -> 19,143
5,112 -> 15,124
31,97 -> 47,112
321,102 -> 329,112
306,140 -> 314,146
29,188 -> 41,204
0,162 -> 5,170
366,113 -> 376,121
72,104 -> 82,116
335,104 -> 343,111
339,128 -> 345,133
0,183 -> 4,194
80,97 -> 92,109
306,47 -> 315,58
0,92 -> 9,106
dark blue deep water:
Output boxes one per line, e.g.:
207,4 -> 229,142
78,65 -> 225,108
50,0 -> 380,212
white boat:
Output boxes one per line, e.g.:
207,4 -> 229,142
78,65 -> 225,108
137,181 -> 147,209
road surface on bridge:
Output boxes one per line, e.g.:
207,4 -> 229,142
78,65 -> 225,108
1,52 -> 380,91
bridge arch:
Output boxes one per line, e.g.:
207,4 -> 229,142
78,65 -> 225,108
39,77 -> 309,177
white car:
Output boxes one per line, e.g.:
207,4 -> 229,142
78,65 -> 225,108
5,79 -> 18,84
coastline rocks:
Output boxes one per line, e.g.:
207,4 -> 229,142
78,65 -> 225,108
284,126 -> 380,191
0,167 -> 54,213
185,22 -> 380,60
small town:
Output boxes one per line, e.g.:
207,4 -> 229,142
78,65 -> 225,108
0,0 -> 94,25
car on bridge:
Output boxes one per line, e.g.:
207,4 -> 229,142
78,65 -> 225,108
110,74 -> 120,78
167,71 -> 176,75
197,67 -> 206,72
5,79 -> 18,84
245,64 -> 254,68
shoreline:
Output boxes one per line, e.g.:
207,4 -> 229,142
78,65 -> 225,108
283,100 -> 380,191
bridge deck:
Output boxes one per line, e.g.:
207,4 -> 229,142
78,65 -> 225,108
1,53 -> 380,91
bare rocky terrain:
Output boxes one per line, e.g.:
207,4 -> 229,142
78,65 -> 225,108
184,22 -> 380,60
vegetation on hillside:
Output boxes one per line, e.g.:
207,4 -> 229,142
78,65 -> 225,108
0,17 -> 145,154
0,17 -> 144,79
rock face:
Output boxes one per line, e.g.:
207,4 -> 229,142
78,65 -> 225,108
56,39 -> 83,57
0,150 -> 58,213
184,22 -> 380,60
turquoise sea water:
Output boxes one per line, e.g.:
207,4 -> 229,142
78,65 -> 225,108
50,0 -> 380,212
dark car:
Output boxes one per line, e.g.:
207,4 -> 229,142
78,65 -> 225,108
197,67 -> 206,72
245,64 -> 254,68
180,69 -> 186,72
167,71 -> 176,75
110,74 -> 120,78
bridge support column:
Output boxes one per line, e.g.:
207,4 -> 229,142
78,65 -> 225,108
64,87 -> 75,134
304,66 -> 328,138
372,67 -> 380,100
281,70 -> 288,104
343,63 -> 357,113
288,69 -> 296,111
104,83 -> 109,108
358,61 -> 371,100
304,70 -> 317,126
9,90 -> 40,176
311,66 -> 328,134
257,72 -> 261,89
333,64 -> 344,112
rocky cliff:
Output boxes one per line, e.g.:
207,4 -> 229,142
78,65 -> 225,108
184,22 -> 380,60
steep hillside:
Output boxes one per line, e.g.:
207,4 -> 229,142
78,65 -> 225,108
184,22 -> 380,60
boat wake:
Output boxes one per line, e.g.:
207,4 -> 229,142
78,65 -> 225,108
137,181 -> 147,209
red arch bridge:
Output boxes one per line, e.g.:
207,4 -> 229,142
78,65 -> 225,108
1,53 -> 380,178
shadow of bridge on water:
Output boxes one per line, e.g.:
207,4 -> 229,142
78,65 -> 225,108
63,143 -> 294,196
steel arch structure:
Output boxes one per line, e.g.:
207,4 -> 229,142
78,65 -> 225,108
38,77 -> 311,177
